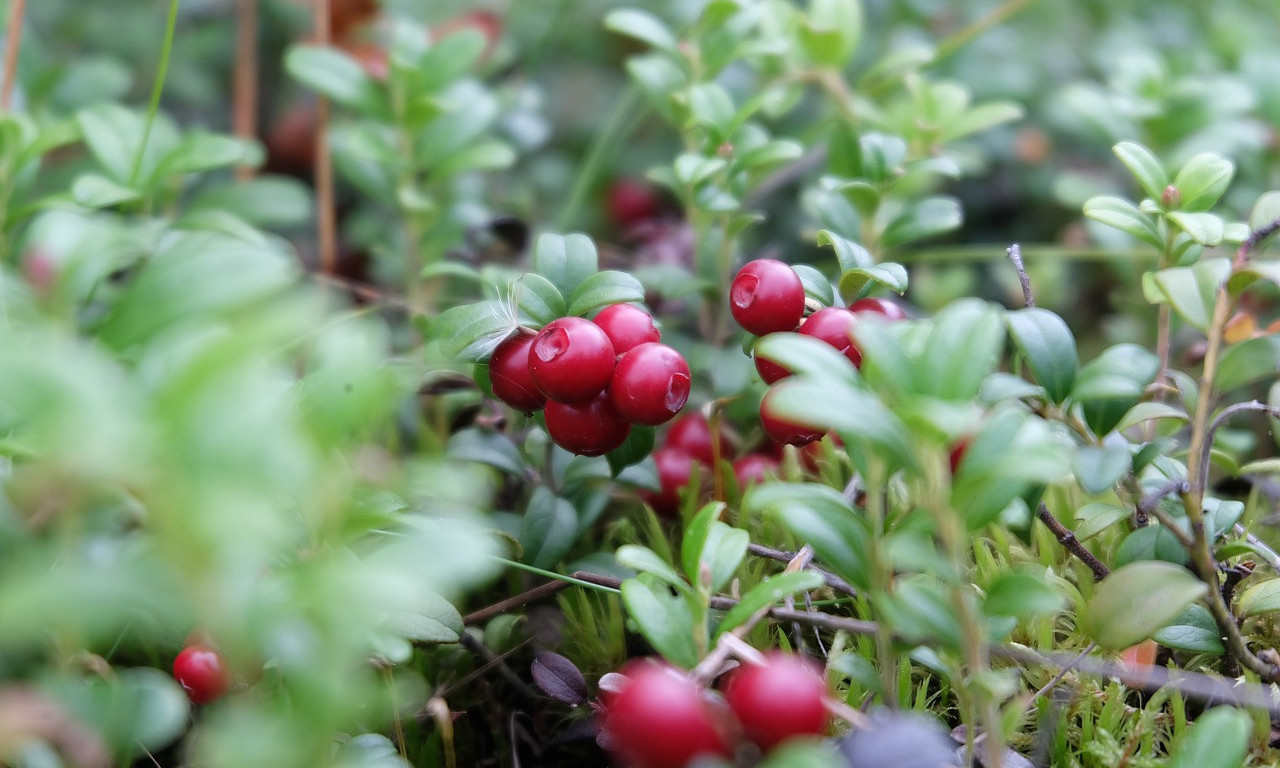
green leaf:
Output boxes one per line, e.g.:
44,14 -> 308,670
604,9 -> 677,51
162,130 -> 256,174
1074,502 -> 1132,541
620,576 -> 699,669
1113,142 -> 1168,202
717,571 -> 825,635
1236,577 -> 1280,618
1084,196 -> 1163,248
512,273 -> 565,327
606,424 -> 656,475
520,488 -> 578,569
1072,343 -> 1159,435
735,139 -> 804,172
1114,525 -> 1188,567
880,197 -> 962,248
817,229 -> 873,272
1116,402 -> 1188,432
767,379 -> 913,469
72,173 -> 141,208
983,570 -> 1064,620
673,153 -> 728,187
1249,190 -> 1280,233
188,175 -> 312,227
616,545 -> 689,593
747,483 -> 871,589
800,0 -> 862,67
1216,335 -> 1280,392
1168,706 -> 1251,768
696,521 -> 749,593
1004,308 -> 1078,403
76,103 -> 180,185
626,55 -> 686,123
920,299 -> 1006,401
445,429 -> 524,475
684,83 -> 736,139
533,233 -> 598,297
753,333 -> 858,386
1227,261 -> 1280,296
1146,258 -> 1230,333
682,502 -> 727,585
1074,445 -> 1131,495
952,407 -> 1072,529
383,591 -> 465,644
838,263 -> 909,301
939,102 -> 1022,143
567,270 -> 645,316
1166,211 -> 1224,246
1152,603 -> 1224,654
285,44 -> 385,115
793,264 -> 836,306
432,300 -> 515,362
434,139 -> 516,177
1172,153 -> 1235,212
1083,562 -> 1207,650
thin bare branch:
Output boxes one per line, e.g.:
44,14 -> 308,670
233,0 -> 259,181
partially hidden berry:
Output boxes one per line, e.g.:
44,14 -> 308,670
643,447 -> 700,517
760,387 -> 823,447
529,317 -> 616,403
173,645 -> 231,705
545,392 -> 631,456
848,296 -> 908,321
488,333 -> 545,413
733,453 -> 779,489
601,661 -> 730,768
800,307 -> 863,368
610,343 -> 691,426
730,259 -> 805,336
594,303 -> 661,354
664,412 -> 727,467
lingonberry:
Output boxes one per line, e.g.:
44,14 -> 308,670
724,652 -> 829,751
799,307 -> 862,368
643,447 -> 699,517
849,296 -> 908,321
753,340 -> 792,384
544,392 -> 631,456
760,388 -> 823,447
529,317 -> 616,403
733,453 -> 779,488
594,303 -> 661,354
601,661 -> 729,768
664,412 -> 727,467
610,343 -> 691,426
173,645 -> 231,705
606,179 -> 663,228
488,333 -> 545,413
730,259 -> 805,336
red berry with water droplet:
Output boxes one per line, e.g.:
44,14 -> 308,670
610,343 -> 691,426
529,317 -> 616,403
730,259 -> 805,336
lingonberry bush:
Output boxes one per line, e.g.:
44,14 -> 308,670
5,1 -> 1280,767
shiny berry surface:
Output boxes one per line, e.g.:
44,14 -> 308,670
602,662 -> 729,768
609,343 -> 691,426
528,317 -> 616,403
594,303 -> 661,354
173,645 -> 231,705
849,296 -> 909,321
760,388 -> 823,447
488,333 -> 545,413
730,259 -> 805,336
799,307 -> 863,368
725,653 -> 829,751
544,392 -> 631,456
643,447 -> 699,517
664,413 -> 726,467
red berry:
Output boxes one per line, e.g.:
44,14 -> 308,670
643,447 -> 699,517
173,645 -> 231,705
489,333 -> 545,413
664,413 -> 726,467
529,317 -> 616,403
724,653 -> 829,751
594,303 -> 661,354
545,392 -> 631,456
760,388 -> 823,447
733,453 -> 779,488
800,307 -> 863,368
602,662 -> 729,768
730,259 -> 805,336
607,179 -> 662,228
610,343 -> 691,426
753,342 -> 792,384
849,296 -> 908,321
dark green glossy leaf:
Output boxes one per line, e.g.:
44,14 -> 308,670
606,425 -> 655,475
520,488 -> 578,569
1145,258 -> 1230,332
920,299 -> 1006,401
792,264 -> 835,306
620,576 -> 699,669
766,379 -> 913,469
983,570 -> 1064,620
432,300 -> 515,362
568,270 -> 645,317
533,233 -> 598,298
746,482 -> 871,590
1153,603 -> 1223,654
839,263 -> 909,301
1005,308 -> 1078,403
513,273 -> 565,327
1074,502 -> 1131,541
1114,525 -> 1188,567
1216,335 -> 1280,392
1073,343 -> 1160,435
1074,445 -> 1131,495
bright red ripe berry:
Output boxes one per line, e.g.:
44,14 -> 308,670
489,333 -> 546,413
602,662 -> 729,768
606,179 -> 662,228
664,413 -> 726,467
733,453 -> 779,488
730,259 -> 805,336
610,343 -> 691,426
800,307 -> 863,368
594,303 -> 661,354
724,653 -> 829,751
173,645 -> 231,705
760,388 -> 823,447
643,447 -> 699,517
544,392 -> 631,456
529,317 -> 616,403
849,296 -> 908,321
753,339 -> 792,384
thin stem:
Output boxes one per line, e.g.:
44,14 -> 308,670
0,0 -> 27,111
233,0 -> 259,181
747,543 -> 857,596
1036,503 -> 1110,581
488,558 -> 621,595
1006,243 -> 1034,307
554,87 -> 641,231
128,0 -> 181,189
313,0 -> 337,275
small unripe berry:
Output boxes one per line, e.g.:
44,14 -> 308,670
529,317 -> 616,403
730,259 -> 805,336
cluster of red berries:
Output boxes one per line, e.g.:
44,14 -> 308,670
173,643 -> 231,705
488,304 -> 692,456
644,413 -> 779,517
730,258 -> 907,447
600,654 -> 829,768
